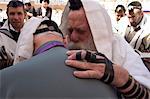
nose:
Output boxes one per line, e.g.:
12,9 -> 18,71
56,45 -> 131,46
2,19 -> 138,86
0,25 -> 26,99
13,13 -> 19,20
70,30 -> 79,43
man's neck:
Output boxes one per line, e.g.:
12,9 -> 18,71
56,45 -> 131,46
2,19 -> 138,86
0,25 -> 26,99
34,33 -> 64,53
33,40 -> 65,56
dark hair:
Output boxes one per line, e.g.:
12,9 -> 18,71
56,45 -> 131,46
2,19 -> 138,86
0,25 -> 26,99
7,0 -> 25,14
69,0 -> 83,10
25,2 -> 31,6
41,0 -> 49,4
115,5 -> 126,13
128,1 -> 142,10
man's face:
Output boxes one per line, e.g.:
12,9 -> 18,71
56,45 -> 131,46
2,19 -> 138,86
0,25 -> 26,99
115,10 -> 125,21
7,6 -> 25,31
42,1 -> 49,8
127,8 -> 143,27
24,4 -> 30,10
67,8 -> 96,51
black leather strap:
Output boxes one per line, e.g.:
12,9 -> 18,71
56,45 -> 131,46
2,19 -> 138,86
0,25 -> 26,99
96,52 -> 114,84
117,75 -> 132,90
76,51 -> 82,60
75,51 -> 114,84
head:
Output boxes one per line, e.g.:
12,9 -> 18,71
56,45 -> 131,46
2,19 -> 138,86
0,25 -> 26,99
24,2 -> 32,11
127,1 -> 143,27
67,0 -> 96,51
6,0 -> 26,31
115,5 -> 126,21
33,20 -> 64,51
41,0 -> 49,9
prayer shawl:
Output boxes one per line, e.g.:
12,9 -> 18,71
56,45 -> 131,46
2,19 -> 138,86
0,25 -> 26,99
13,17 -> 49,64
0,20 -> 17,69
59,0 -> 150,89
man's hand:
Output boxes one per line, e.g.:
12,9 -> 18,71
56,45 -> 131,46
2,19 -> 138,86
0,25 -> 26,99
65,50 -> 129,87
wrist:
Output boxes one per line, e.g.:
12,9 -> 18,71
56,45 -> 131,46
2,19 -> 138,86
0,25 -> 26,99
111,64 -> 129,87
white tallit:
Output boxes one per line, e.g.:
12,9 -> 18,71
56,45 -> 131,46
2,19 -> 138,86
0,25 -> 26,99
59,0 -> 150,89
13,17 -> 49,64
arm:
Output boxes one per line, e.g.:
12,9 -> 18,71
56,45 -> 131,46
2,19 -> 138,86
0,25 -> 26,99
65,50 -> 150,98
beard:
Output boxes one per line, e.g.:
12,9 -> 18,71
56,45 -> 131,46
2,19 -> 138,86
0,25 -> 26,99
67,38 -> 96,51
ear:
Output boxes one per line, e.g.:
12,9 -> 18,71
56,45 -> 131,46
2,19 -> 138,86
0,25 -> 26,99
63,35 -> 69,47
141,11 -> 144,16
24,10 -> 27,19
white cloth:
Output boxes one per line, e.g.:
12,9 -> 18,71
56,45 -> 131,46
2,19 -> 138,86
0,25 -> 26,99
60,0 -> 150,89
0,20 -> 16,62
13,17 -> 49,64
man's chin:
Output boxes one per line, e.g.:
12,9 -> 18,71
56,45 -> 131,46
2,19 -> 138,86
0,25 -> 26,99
67,46 -> 81,50
67,43 -> 82,50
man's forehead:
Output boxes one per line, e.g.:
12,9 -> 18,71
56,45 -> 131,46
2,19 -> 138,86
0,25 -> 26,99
8,6 -> 24,10
127,6 -> 141,15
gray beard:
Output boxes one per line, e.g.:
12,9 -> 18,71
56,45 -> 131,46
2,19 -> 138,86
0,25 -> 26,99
67,40 -> 96,51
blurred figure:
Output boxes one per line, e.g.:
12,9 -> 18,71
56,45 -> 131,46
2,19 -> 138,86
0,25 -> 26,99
37,0 -> 52,20
24,1 -> 37,19
115,5 -> 126,22
112,4 -> 126,33
0,0 -> 26,69
118,1 -> 150,69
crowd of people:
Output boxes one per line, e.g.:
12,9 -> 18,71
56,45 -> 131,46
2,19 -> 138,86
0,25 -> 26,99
0,0 -> 149,99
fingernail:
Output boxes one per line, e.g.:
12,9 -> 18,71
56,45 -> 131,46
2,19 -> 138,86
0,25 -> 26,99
66,50 -> 70,53
65,60 -> 70,64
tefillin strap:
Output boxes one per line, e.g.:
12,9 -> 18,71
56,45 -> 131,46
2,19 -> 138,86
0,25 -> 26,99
76,51 -> 114,84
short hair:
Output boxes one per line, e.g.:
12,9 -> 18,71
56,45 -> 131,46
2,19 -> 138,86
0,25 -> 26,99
25,2 -> 31,6
41,0 -> 49,4
69,0 -> 83,10
115,5 -> 126,13
7,0 -> 25,14
128,1 -> 142,10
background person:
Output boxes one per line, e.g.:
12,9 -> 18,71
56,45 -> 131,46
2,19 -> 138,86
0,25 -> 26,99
24,1 -> 37,19
112,4 -> 126,33
0,0 -> 26,69
36,0 -> 52,20
117,1 -> 150,70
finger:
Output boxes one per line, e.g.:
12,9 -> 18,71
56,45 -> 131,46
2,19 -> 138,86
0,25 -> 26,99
66,50 -> 82,56
73,70 -> 103,79
65,60 -> 101,70
67,50 -> 86,60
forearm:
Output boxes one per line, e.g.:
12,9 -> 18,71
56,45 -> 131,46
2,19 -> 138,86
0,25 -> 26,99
117,75 -> 149,98
111,64 -> 149,98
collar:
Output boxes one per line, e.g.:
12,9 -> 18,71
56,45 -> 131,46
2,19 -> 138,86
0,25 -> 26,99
33,41 -> 65,56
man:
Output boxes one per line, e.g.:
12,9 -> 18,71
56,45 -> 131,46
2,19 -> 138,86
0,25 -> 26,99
59,0 -> 150,98
36,0 -> 52,20
115,5 -> 126,22
112,4 -> 126,33
0,0 -> 26,69
24,1 -> 37,19
0,17 -> 117,99
117,1 -> 150,69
